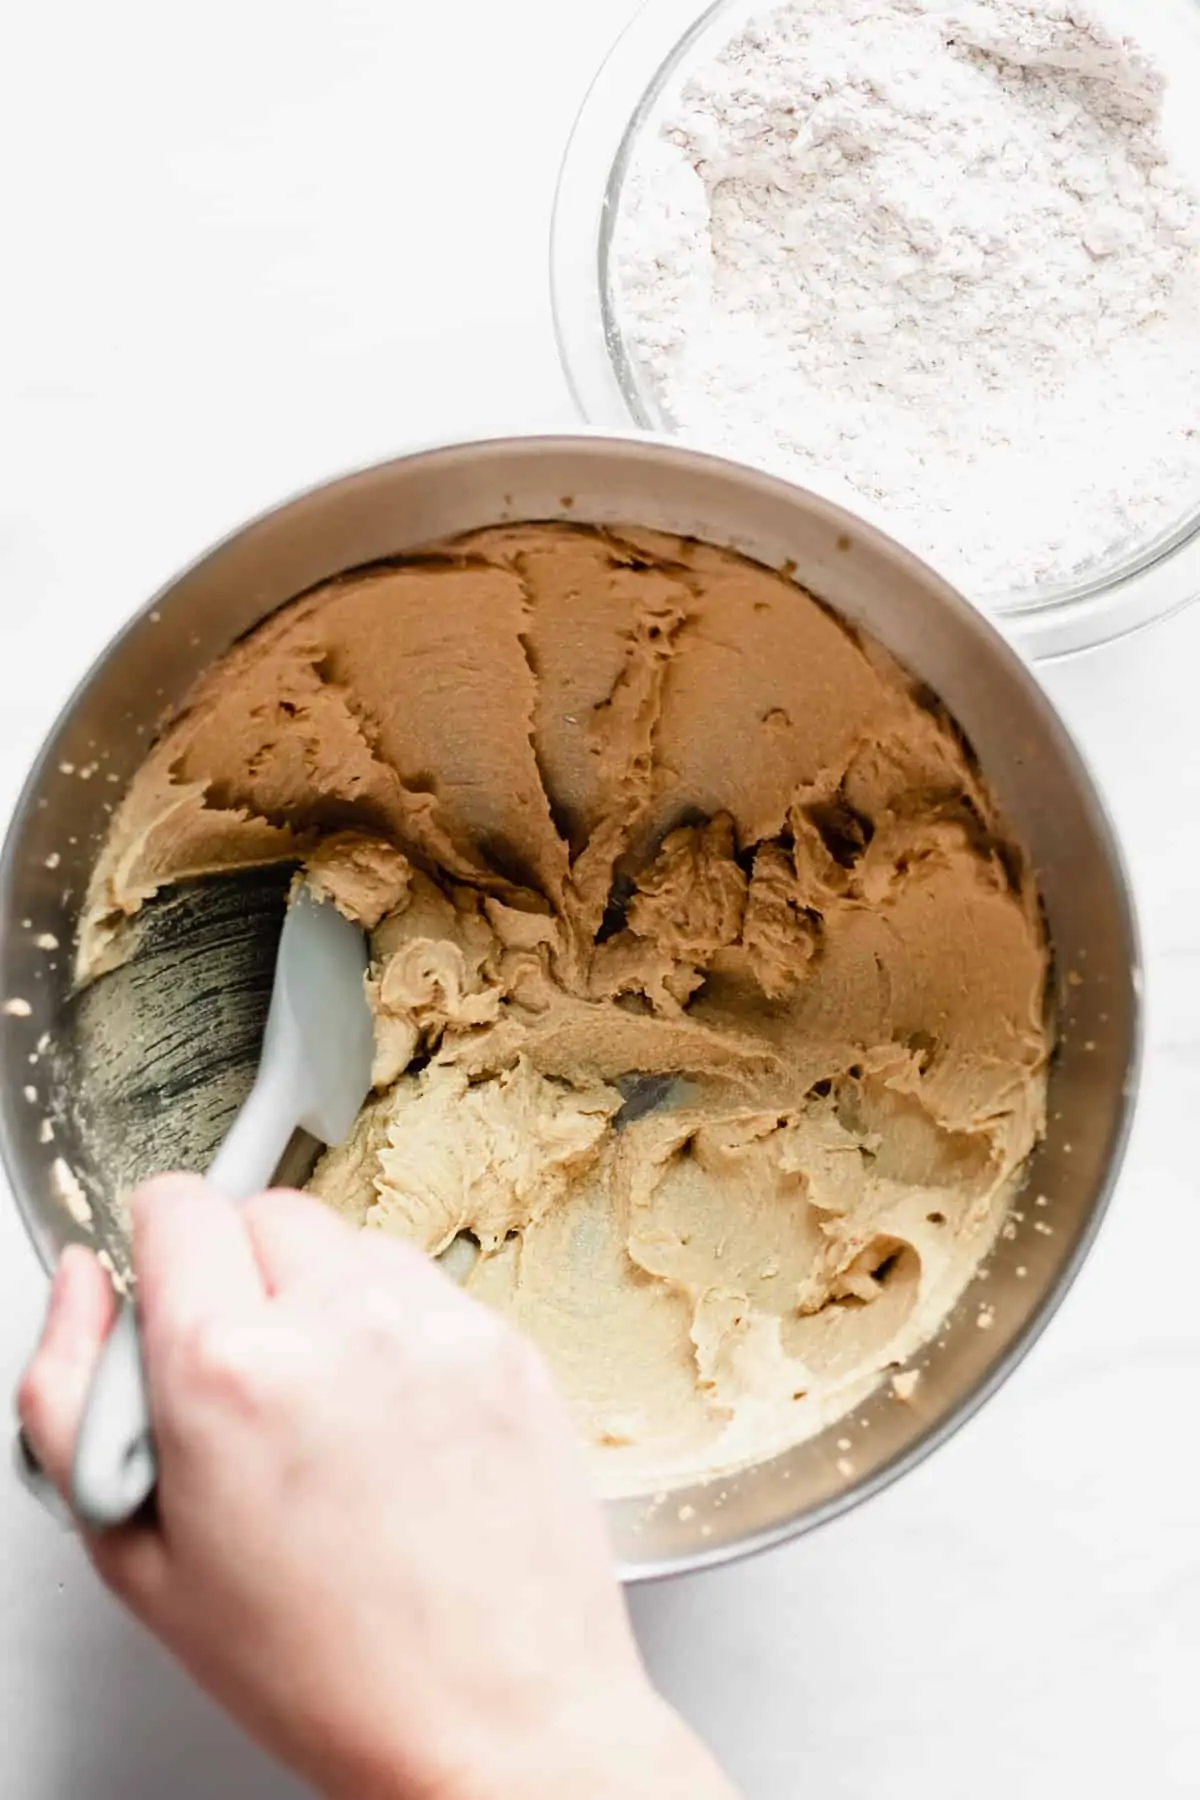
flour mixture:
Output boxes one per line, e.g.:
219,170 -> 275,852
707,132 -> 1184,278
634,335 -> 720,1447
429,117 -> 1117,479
612,0 -> 1200,597
81,525 -> 1050,1492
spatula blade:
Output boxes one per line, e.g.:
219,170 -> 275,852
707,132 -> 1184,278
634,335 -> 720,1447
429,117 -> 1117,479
265,886 -> 375,1147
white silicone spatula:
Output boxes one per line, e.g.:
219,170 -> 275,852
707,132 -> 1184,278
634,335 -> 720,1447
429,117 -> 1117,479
68,885 -> 375,1530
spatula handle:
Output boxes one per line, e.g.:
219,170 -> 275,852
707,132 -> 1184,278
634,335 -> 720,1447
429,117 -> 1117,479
65,1069 -> 301,1529
70,1302 -> 156,1528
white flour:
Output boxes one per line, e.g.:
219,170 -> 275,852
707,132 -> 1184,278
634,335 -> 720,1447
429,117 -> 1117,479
612,0 -> 1200,598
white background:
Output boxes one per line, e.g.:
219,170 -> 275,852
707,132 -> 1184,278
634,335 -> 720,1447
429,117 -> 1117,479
1,2 -> 1198,1795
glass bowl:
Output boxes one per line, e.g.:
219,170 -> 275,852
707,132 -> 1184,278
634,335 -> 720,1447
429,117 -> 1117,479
552,0 -> 1200,659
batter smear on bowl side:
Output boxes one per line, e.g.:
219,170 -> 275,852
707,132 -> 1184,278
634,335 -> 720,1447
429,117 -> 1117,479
79,525 -> 1050,1493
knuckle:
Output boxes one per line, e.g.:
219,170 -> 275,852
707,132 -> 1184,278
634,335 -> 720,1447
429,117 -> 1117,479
176,1316 -> 262,1408
172,1313 -> 317,1427
354,1282 -> 410,1344
342,1277 -> 545,1417
443,1308 -> 530,1396
486,1330 -> 564,1441
479,1311 -> 525,1373
435,1321 -> 555,1444
495,1326 -> 553,1405
242,1188 -> 305,1234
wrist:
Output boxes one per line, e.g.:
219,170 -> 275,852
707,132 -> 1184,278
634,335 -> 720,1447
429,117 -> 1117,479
440,1681 -> 737,1800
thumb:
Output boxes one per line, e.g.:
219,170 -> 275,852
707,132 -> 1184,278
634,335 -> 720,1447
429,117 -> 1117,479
17,1245 -> 118,1498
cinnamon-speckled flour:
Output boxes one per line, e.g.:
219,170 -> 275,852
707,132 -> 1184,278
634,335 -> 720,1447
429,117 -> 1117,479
612,0 -> 1200,596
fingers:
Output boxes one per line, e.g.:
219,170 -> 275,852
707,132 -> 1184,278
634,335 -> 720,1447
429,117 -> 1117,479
241,1188 -> 364,1296
90,1174 -> 265,1615
244,1187 -> 458,1312
131,1174 -> 266,1357
17,1247 -> 171,1609
17,1244 -> 117,1495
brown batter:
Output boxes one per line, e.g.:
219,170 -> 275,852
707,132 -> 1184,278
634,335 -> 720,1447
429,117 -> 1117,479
81,525 -> 1050,1494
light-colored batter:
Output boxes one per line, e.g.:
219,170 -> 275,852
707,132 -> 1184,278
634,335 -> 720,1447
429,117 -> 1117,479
82,525 -> 1050,1493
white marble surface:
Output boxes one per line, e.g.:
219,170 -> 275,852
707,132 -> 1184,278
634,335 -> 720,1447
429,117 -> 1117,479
1,3 -> 1197,1794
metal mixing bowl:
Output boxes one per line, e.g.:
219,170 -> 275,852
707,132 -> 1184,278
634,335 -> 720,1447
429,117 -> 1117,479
0,435 -> 1141,1579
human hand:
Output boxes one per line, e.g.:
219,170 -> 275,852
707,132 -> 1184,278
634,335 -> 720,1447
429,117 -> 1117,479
17,1177 -> 738,1800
